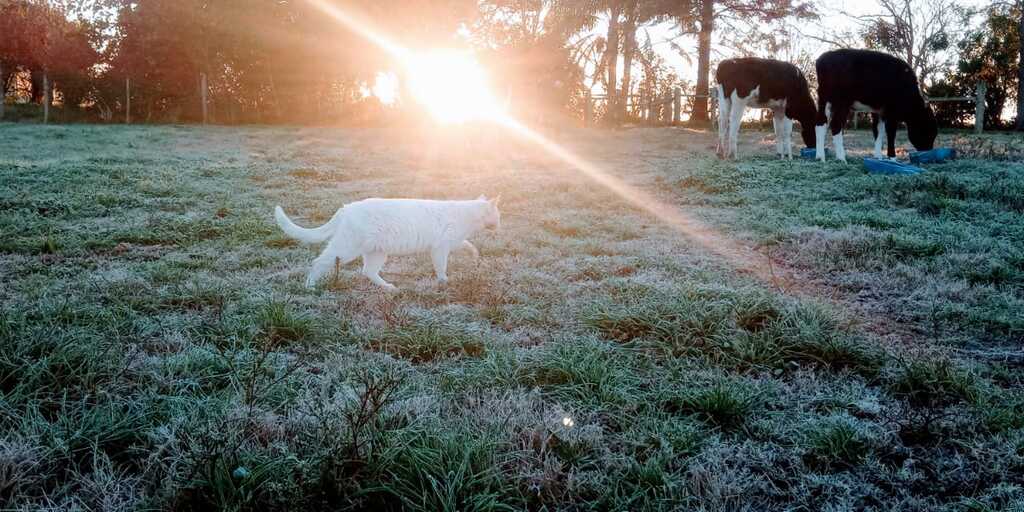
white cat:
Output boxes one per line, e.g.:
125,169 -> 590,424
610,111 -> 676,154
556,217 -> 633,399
274,196 -> 501,289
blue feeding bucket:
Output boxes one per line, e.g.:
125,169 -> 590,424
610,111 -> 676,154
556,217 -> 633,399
800,148 -> 832,159
863,158 -> 923,176
909,147 -> 957,164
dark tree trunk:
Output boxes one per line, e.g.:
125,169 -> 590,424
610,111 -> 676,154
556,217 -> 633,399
620,12 -> 638,122
605,4 -> 621,124
42,72 -> 50,124
31,70 -> 44,103
1016,4 -> 1023,130
691,0 -> 714,123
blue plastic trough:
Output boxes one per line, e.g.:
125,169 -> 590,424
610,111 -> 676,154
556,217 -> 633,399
909,147 -> 957,164
863,158 -> 924,175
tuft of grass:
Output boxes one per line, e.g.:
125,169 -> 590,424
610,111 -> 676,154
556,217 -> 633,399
264,236 -> 298,248
585,290 -> 730,355
888,357 -> 979,408
257,301 -> 314,345
588,290 -> 884,376
39,234 -> 60,254
363,430 -> 521,512
975,391 -> 1024,433
521,338 -> 639,405
365,321 -> 486,363
732,293 -> 782,333
665,381 -> 758,431
802,420 -> 870,471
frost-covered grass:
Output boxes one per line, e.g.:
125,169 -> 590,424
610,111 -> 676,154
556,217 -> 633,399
1,123 -> 1022,510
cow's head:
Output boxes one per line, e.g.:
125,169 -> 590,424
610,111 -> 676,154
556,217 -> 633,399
908,105 -> 938,151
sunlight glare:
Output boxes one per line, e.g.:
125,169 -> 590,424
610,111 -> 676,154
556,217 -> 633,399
372,72 -> 399,105
302,0 -> 794,291
404,51 -> 504,123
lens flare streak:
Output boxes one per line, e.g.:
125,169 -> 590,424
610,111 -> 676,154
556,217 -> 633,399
498,118 -> 781,284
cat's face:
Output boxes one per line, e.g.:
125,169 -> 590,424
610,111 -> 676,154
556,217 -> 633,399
479,195 -> 501,230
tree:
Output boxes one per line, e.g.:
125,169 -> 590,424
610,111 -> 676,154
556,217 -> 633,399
473,1 -> 608,125
614,0 -> 682,121
930,1 -> 1020,129
0,0 -> 99,115
682,0 -> 814,123
102,0 -> 476,123
855,0 -> 972,87
1011,0 -> 1024,130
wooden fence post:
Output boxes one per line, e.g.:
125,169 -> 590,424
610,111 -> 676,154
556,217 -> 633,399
974,82 -> 987,134
672,87 -> 681,125
583,90 -> 592,127
125,77 -> 131,124
200,72 -> 208,124
43,73 -> 50,124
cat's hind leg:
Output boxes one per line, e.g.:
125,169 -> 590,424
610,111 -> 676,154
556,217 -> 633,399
361,251 -> 396,290
431,247 -> 451,283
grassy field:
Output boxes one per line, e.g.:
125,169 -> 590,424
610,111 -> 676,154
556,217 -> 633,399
1,122 -> 1022,511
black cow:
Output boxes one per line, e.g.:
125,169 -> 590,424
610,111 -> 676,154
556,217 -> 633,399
715,57 -> 817,159
815,49 -> 937,162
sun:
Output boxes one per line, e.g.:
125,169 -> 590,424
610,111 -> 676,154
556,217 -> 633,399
403,50 -> 505,123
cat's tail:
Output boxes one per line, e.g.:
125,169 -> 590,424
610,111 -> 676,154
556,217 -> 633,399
274,206 -> 341,244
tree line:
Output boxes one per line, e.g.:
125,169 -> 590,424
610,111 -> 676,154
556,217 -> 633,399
0,0 -> 1020,129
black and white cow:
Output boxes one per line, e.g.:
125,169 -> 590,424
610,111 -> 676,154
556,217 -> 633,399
715,57 -> 817,159
815,49 -> 937,162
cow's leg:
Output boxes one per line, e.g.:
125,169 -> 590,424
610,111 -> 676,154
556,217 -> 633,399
728,94 -> 746,159
716,85 -> 730,157
815,100 -> 829,161
783,117 -> 794,159
872,115 -> 887,159
829,102 -> 851,163
772,109 -> 784,158
885,117 -> 899,159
